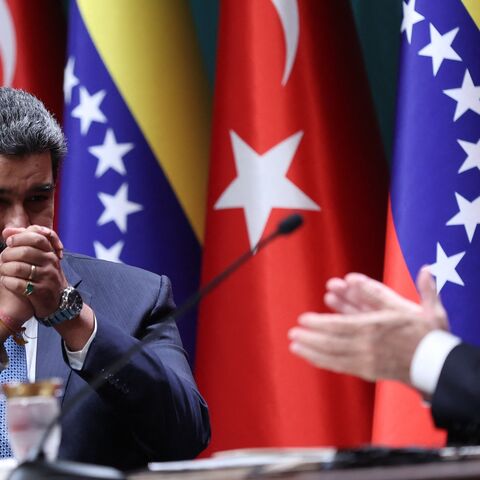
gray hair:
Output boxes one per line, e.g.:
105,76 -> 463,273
0,87 -> 67,180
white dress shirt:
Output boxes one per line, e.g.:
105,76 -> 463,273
24,316 -> 97,382
410,330 -> 461,395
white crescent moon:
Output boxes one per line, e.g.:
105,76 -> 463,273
271,0 -> 299,86
0,0 -> 16,86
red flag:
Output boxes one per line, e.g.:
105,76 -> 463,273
0,0 -> 65,119
196,0 -> 388,453
1,0 -> 66,229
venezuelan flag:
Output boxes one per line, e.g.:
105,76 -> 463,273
58,0 -> 211,361
373,0 -> 480,446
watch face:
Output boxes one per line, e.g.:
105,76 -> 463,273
37,286 -> 84,327
64,287 -> 83,315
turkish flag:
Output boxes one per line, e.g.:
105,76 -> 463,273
196,0 -> 388,453
0,0 -> 66,228
0,0 -> 65,119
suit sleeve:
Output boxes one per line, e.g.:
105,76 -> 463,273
71,273 -> 210,461
431,343 -> 480,445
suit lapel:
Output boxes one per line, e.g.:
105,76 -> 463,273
36,255 -> 94,389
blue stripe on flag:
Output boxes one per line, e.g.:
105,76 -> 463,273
391,0 -> 480,343
59,0 -> 201,361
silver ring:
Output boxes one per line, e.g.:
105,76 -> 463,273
28,264 -> 36,281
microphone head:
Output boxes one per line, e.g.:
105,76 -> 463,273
277,213 -> 304,235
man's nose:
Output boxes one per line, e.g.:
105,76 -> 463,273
4,204 -> 30,229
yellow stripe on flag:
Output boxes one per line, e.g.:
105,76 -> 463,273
77,0 -> 211,243
462,0 -> 480,29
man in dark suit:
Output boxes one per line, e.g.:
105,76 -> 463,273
288,267 -> 480,445
0,87 -> 209,469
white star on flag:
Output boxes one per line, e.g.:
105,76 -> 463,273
401,0 -> 424,44
64,56 -> 79,104
71,86 -> 107,135
443,69 -> 480,121
428,242 -> 465,293
97,183 -> 143,233
446,192 -> 480,242
458,138 -> 480,173
214,130 -> 320,248
94,240 -> 124,263
418,24 -> 461,76
88,128 -> 134,178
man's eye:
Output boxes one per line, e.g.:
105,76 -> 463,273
27,195 -> 48,202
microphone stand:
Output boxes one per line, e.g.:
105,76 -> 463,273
8,214 -> 303,480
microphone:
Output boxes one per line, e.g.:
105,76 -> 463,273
8,213 -> 303,480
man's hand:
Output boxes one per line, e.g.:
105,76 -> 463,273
0,283 -> 33,332
0,226 -> 94,351
288,269 -> 449,384
0,225 -> 66,319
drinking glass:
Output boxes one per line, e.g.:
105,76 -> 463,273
2,379 -> 63,461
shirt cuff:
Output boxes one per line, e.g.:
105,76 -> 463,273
410,330 -> 461,395
64,314 -> 97,371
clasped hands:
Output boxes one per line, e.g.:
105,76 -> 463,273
289,268 -> 449,385
0,225 -> 66,334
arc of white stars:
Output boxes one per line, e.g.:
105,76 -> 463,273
94,240 -> 124,263
418,24 -> 461,76
443,69 -> 480,121
63,56 -> 79,104
214,130 -> 320,249
428,242 -> 465,293
88,128 -> 134,178
401,0 -> 424,44
97,183 -> 143,233
458,138 -> 480,173
71,86 -> 107,135
446,192 -> 480,242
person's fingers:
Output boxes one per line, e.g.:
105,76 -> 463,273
3,226 -> 63,259
1,246 -> 58,267
327,273 -> 405,312
2,227 -> 25,238
5,231 -> 53,253
288,337 -> 376,381
288,327 -> 353,356
26,226 -> 63,258
289,340 -> 343,370
344,273 -> 420,313
0,275 -> 35,297
298,312 -> 357,334
324,292 -> 361,314
417,266 -> 449,330
417,267 -> 437,308
325,277 -> 348,293
0,261 -> 37,281
324,277 -> 364,313
298,311 -> 389,336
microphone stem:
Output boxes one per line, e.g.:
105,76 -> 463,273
28,228 -> 282,461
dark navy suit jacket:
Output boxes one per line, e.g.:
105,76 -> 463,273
432,343 -> 480,445
36,252 -> 210,471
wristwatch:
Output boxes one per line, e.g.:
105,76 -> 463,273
36,286 -> 83,327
